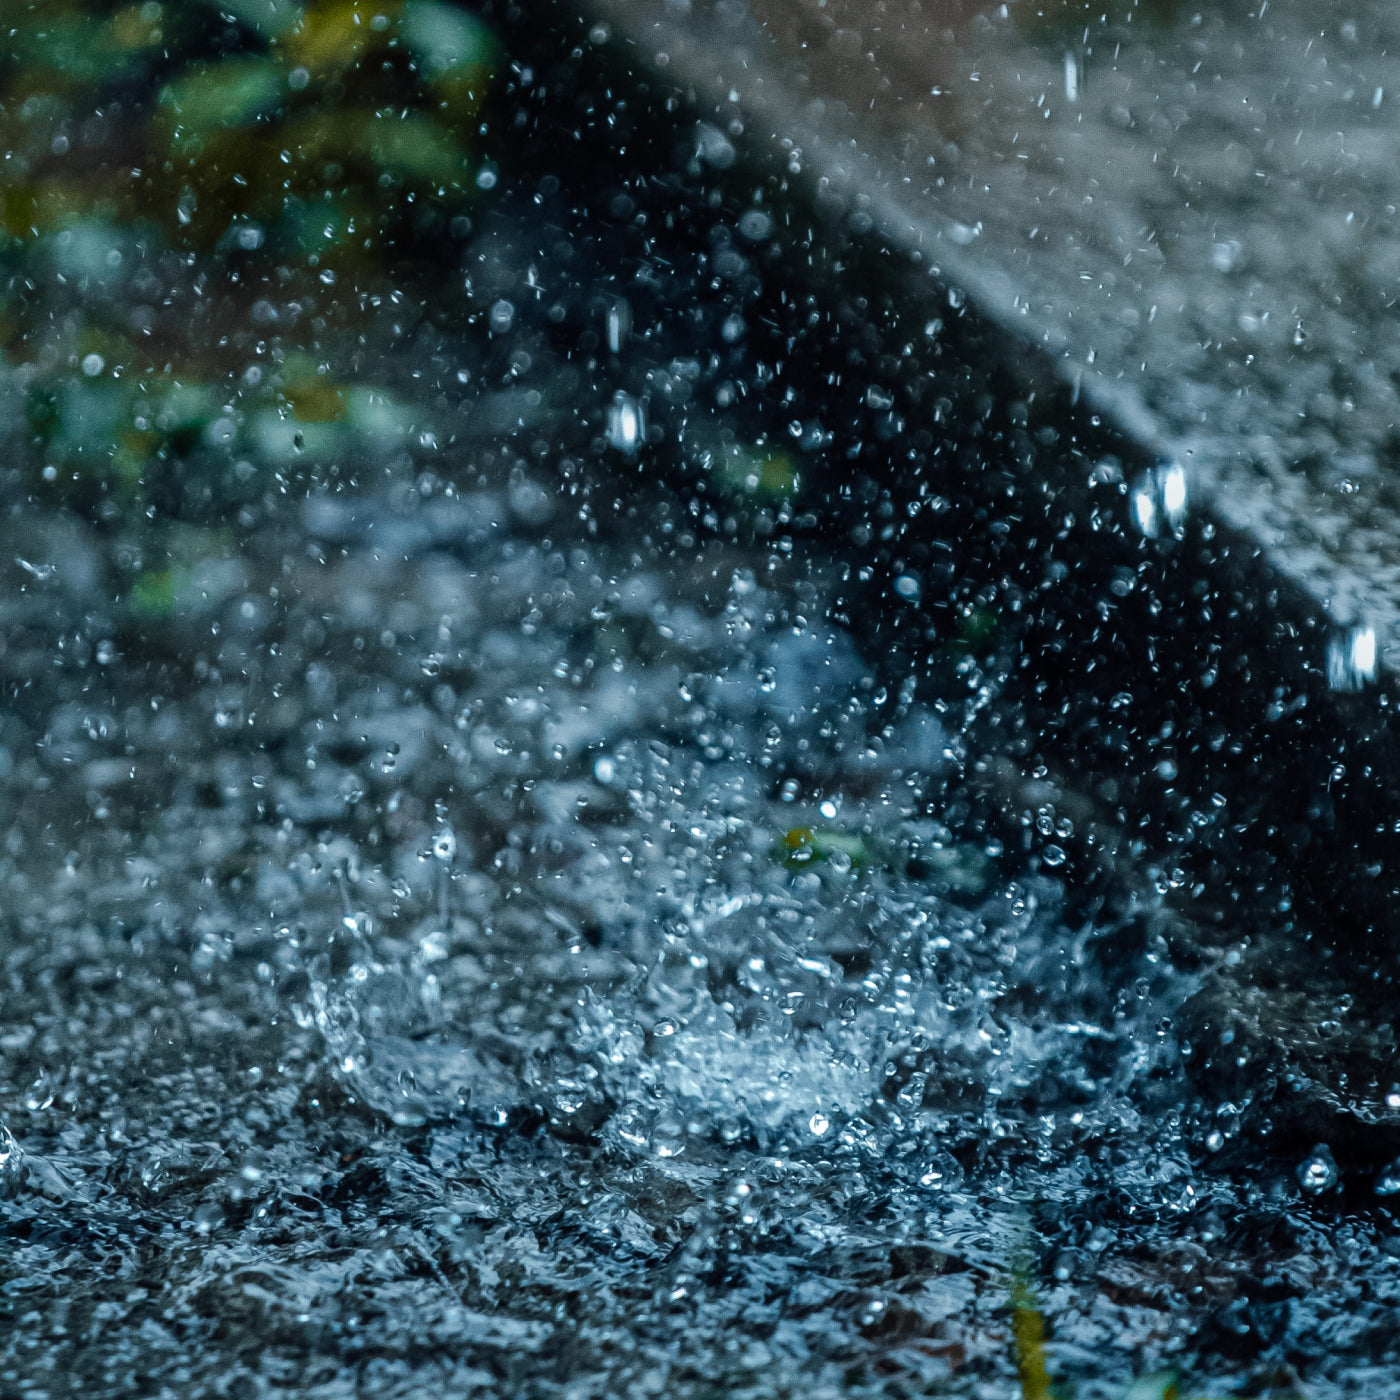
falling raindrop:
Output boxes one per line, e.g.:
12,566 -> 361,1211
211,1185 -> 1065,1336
1063,50 -> 1081,104
1326,624 -> 1377,692
607,392 -> 645,453
1129,460 -> 1188,539
605,297 -> 632,353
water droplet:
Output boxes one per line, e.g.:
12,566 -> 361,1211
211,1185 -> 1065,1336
1326,624 -> 1376,692
652,1111 -> 685,1156
605,297 -> 631,353
1298,1144 -> 1338,1194
1210,239 -> 1241,272
808,1112 -> 831,1136
607,392 -> 644,453
554,1085 -> 587,1115
432,828 -> 457,863
1063,50 -> 1081,103
736,209 -> 772,242
24,1076 -> 54,1112
1129,460 -> 1188,539
695,122 -> 735,169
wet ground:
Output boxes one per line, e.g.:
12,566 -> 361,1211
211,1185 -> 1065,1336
2,4 -> 1400,1397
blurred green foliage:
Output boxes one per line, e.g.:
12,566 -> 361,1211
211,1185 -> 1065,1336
0,0 -> 499,525
0,0 -> 495,250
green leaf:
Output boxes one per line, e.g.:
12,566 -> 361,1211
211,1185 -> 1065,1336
367,110 -> 470,189
716,444 -> 801,500
159,56 -> 284,137
1010,1271 -> 1055,1400
400,0 -> 496,74
128,569 -> 175,620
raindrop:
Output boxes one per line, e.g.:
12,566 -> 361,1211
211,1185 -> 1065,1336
24,1076 -> 54,1112
1298,1144 -> 1338,1194
809,1111 -> 831,1136
695,122 -> 736,169
1210,239 -> 1241,272
81,353 -> 105,377
736,209 -> 772,242
1129,460 -> 1188,539
432,828 -> 457,863
555,1085 -> 587,1115
607,392 -> 645,453
1326,624 -> 1376,692
1063,50 -> 1081,103
605,297 -> 631,353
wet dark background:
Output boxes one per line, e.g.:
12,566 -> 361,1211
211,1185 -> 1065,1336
1,3 -> 1399,1396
